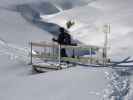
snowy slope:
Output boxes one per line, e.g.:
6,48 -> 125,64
0,1 -> 110,100
41,0 -> 133,59
89,0 -> 133,58
0,67 -> 109,100
0,0 -> 133,100
41,0 -> 133,99
0,8 -> 53,78
0,0 -> 96,77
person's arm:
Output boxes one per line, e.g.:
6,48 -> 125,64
52,34 -> 62,44
52,38 -> 57,42
71,43 -> 77,46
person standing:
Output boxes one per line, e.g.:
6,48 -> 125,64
52,27 -> 72,57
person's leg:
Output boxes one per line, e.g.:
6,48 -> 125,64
61,48 -> 67,57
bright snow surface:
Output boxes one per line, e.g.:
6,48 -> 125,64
0,0 -> 133,100
0,67 -> 109,100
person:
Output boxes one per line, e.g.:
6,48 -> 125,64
52,27 -> 72,57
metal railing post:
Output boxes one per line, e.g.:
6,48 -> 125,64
90,48 -> 92,64
58,44 -> 61,68
30,42 -> 33,65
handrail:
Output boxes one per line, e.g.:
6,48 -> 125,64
31,42 -> 103,49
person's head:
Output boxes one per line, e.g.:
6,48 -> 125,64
59,27 -> 65,33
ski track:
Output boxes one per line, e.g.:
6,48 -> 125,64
103,68 -> 132,100
0,38 -> 30,63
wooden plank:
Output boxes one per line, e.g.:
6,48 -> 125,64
32,42 -> 58,48
32,54 -> 58,59
32,64 -> 59,70
32,53 -> 97,62
30,42 -> 103,65
32,65 -> 58,73
62,57 -> 97,63
31,42 -> 102,49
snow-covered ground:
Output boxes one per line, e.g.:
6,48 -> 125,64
0,0 -> 133,100
0,67 -> 110,100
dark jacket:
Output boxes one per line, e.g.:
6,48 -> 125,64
57,32 -> 71,45
53,27 -> 71,45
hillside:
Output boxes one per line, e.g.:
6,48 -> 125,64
0,0 -> 133,100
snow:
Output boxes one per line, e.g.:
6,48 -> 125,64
41,0 -> 133,59
0,0 -> 133,100
0,67 -> 109,100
